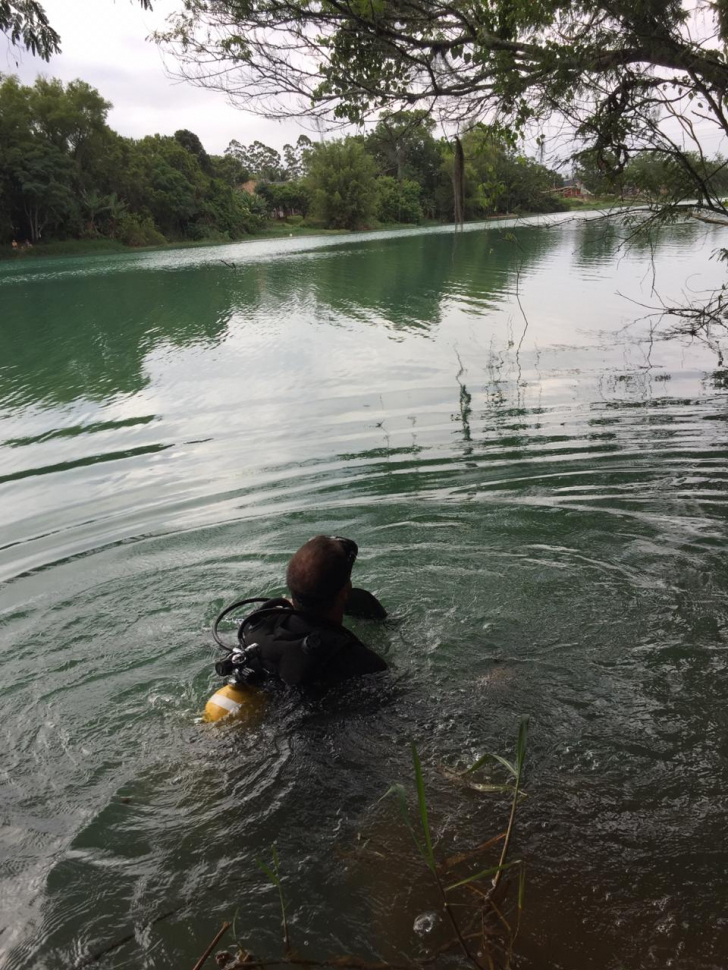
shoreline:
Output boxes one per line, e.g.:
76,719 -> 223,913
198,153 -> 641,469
0,209 -> 599,263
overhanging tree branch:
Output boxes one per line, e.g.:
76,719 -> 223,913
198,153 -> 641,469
0,0 -> 152,61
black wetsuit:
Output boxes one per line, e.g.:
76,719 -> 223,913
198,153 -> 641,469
241,590 -> 387,690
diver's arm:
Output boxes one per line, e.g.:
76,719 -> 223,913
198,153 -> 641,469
327,637 -> 387,681
352,641 -> 388,674
345,587 -> 387,620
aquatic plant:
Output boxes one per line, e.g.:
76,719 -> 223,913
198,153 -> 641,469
256,845 -> 290,953
206,717 -> 530,970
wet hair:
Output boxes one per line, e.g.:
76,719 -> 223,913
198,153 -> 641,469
286,535 -> 354,611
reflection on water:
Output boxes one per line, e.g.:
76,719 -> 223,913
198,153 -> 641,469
0,214 -> 711,413
1,213 -> 727,970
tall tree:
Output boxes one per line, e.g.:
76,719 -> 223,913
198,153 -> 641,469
14,141 -> 76,241
256,180 -> 310,218
210,152 -> 250,187
225,139 -> 284,181
124,134 -> 206,237
367,112 -> 435,181
306,138 -> 377,230
366,111 -> 443,217
282,134 -> 313,180
375,176 -> 422,224
435,129 -> 564,221
175,128 -> 213,174
0,74 -> 266,245
0,74 -> 104,240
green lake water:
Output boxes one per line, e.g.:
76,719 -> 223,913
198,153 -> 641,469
1,213 -> 727,969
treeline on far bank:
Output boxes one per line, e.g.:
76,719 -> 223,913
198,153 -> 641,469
0,74 -> 570,253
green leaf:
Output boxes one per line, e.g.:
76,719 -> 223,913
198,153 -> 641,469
381,782 -> 427,863
463,752 -> 495,774
464,752 -> 518,777
258,844 -> 289,950
465,750 -> 517,776
256,857 -> 279,887
518,865 -> 526,910
494,754 -> 518,777
446,860 -> 521,891
516,716 -> 529,778
412,743 -> 435,871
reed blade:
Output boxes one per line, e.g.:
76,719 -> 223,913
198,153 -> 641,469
446,860 -> 520,891
411,743 -> 436,872
464,752 -> 517,778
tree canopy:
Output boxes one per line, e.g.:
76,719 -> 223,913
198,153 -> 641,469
9,1 -> 728,225
306,137 -> 377,230
157,1 -> 728,221
0,74 -> 266,245
0,74 -> 575,246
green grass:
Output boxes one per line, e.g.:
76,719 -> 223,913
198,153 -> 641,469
563,196 -> 633,211
0,235 -> 262,262
255,222 -> 351,239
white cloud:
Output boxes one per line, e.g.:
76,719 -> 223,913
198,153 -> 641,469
3,0 -> 309,154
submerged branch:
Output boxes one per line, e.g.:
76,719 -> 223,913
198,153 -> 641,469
223,958 -> 426,970
192,922 -> 231,970
688,211 -> 728,227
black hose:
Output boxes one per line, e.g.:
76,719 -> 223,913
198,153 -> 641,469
212,597 -> 358,652
211,597 -> 270,652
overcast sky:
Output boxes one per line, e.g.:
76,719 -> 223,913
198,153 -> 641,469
3,0 -> 309,154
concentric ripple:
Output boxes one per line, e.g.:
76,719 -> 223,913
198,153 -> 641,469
1,214 -> 727,970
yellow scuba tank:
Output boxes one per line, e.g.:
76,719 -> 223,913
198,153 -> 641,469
203,681 -> 269,724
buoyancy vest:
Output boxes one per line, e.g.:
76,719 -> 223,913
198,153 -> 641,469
231,598 -> 387,689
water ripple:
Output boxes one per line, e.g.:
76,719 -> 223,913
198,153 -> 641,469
2,215 -> 728,970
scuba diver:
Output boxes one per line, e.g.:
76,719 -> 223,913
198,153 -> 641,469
204,536 -> 388,722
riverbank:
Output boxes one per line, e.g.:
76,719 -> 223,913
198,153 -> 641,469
0,214 -> 557,262
0,231 -> 318,261
0,221 -> 422,261
564,196 -> 634,211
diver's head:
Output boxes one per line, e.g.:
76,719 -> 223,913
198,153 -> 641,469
286,535 -> 358,622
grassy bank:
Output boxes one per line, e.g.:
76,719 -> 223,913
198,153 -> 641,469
0,212 -> 566,262
563,196 -> 634,211
0,228 -> 367,261
0,236 -> 257,261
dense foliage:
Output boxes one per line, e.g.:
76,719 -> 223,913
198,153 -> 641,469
156,1 -> 728,226
0,74 -> 267,246
6,1 -> 727,224
0,76 -> 570,247
5,2 -> 728,338
305,138 -> 377,230
575,150 -> 728,202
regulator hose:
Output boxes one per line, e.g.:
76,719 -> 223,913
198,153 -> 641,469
211,597 -> 270,652
212,596 -> 360,653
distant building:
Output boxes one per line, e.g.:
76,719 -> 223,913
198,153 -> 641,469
550,178 -> 593,198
